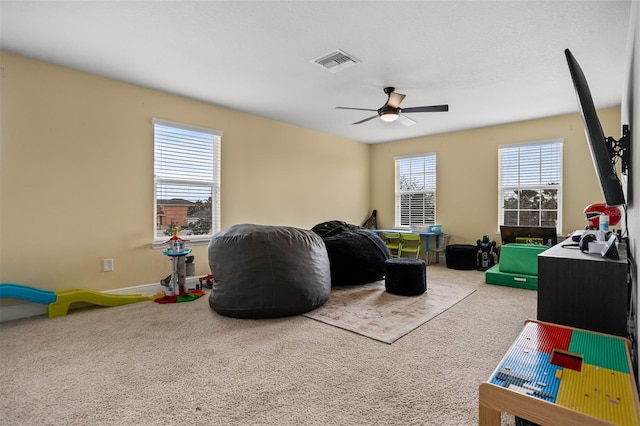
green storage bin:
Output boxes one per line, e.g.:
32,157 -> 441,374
485,264 -> 538,290
499,243 -> 548,276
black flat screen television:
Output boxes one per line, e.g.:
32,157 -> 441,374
565,48 -> 626,207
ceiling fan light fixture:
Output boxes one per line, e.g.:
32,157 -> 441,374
379,105 -> 400,122
379,112 -> 399,122
336,87 -> 449,126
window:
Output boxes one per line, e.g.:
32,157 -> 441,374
498,140 -> 562,233
153,119 -> 222,245
395,153 -> 436,227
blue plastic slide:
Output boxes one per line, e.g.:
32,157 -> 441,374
0,283 -> 57,304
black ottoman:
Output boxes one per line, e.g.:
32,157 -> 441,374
384,258 -> 427,296
446,244 -> 477,270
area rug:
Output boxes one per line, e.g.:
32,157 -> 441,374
302,280 -> 476,344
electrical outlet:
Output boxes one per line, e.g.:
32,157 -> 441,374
103,258 -> 114,272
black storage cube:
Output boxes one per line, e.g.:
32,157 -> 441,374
445,244 -> 477,270
515,417 -> 540,426
384,258 -> 427,296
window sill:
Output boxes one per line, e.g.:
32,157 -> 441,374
152,237 -> 211,250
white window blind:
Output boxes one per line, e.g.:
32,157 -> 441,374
153,118 -> 221,244
395,153 -> 436,227
498,139 -> 562,233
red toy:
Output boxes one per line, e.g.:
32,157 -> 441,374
584,203 -> 621,230
199,274 -> 213,289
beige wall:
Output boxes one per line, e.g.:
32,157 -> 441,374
0,52 -> 370,292
0,51 -> 624,295
370,108 -> 621,245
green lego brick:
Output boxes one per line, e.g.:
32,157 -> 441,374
569,330 -> 630,373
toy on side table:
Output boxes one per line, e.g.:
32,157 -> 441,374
584,203 -> 621,231
476,235 -> 498,271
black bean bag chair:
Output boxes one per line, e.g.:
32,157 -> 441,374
311,220 -> 390,286
208,224 -> 331,318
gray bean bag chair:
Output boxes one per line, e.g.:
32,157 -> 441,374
208,224 -> 331,318
311,220 -> 390,286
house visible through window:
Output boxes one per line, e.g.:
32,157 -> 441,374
498,139 -> 563,233
153,118 -> 221,245
395,153 -> 436,227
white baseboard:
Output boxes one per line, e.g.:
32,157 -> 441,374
0,276 -> 203,323
0,303 -> 48,323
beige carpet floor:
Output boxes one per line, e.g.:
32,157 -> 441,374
303,279 -> 476,343
0,263 -> 536,426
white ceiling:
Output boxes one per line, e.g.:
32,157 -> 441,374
0,1 -> 632,144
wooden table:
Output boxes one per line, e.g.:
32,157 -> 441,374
479,320 -> 640,425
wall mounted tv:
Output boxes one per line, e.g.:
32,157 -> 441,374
564,48 -> 629,207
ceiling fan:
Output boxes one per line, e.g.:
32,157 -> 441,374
336,86 -> 448,126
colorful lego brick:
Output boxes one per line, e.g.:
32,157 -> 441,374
550,349 -> 583,371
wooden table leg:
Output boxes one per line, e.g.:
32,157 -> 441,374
478,383 -> 502,426
478,403 -> 500,426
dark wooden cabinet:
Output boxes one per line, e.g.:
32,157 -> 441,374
537,240 -> 629,337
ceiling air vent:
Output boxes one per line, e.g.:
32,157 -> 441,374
313,49 -> 361,73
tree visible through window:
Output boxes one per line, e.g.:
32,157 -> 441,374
499,140 -> 562,233
153,119 -> 222,244
395,154 -> 436,227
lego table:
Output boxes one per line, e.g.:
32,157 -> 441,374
479,320 -> 640,425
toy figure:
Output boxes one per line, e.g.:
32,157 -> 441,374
476,235 -> 498,271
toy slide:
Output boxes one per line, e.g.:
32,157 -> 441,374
0,283 -> 57,304
48,289 -> 150,318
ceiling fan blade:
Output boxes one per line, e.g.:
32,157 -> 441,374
401,105 -> 449,113
396,114 -> 417,127
387,92 -> 406,108
352,115 -> 379,125
336,106 -> 377,112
